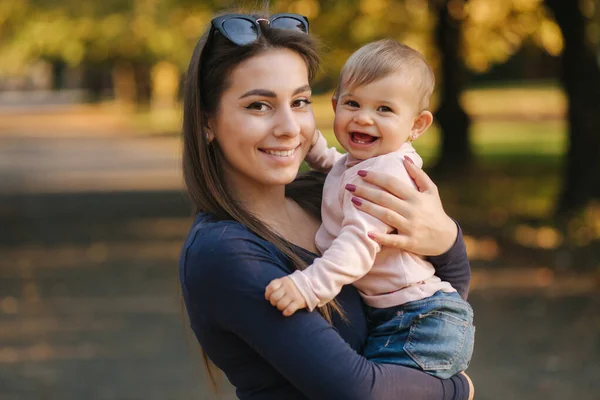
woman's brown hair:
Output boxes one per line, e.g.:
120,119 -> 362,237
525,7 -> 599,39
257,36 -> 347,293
181,12 -> 344,387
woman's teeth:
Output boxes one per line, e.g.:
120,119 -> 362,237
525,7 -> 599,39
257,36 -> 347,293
264,149 -> 295,157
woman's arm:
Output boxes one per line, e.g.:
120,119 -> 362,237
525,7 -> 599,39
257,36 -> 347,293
426,222 -> 470,299
183,235 -> 469,400
348,157 -> 471,299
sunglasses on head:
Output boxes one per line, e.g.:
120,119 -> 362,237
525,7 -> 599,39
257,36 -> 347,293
209,13 -> 309,46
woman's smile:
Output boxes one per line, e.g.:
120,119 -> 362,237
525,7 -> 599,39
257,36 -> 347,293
259,144 -> 302,164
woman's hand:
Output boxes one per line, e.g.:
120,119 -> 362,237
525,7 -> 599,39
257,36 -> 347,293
460,372 -> 475,400
347,156 -> 458,256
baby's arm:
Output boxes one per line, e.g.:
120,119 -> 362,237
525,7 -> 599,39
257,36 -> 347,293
304,130 -> 344,173
267,152 -> 423,315
268,156 -> 412,315
287,173 -> 393,312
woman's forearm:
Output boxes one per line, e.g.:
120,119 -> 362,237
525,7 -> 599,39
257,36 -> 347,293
427,221 -> 471,300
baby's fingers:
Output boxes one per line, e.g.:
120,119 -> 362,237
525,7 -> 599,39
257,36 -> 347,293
265,279 -> 283,300
276,295 -> 294,312
282,301 -> 302,317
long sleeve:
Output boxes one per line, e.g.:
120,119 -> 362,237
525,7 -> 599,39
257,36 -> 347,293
290,148 -> 449,311
426,222 -> 471,300
289,171 -> 390,311
181,222 -> 470,400
304,130 -> 344,173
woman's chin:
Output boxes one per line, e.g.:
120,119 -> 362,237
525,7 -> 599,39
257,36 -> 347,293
263,165 -> 303,186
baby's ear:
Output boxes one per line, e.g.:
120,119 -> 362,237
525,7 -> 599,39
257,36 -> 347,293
410,110 -> 433,140
331,97 -> 338,112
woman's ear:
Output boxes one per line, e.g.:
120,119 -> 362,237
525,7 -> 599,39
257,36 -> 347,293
204,119 -> 216,143
410,110 -> 433,141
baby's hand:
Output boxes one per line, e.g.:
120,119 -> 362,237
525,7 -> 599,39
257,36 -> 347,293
265,277 -> 307,317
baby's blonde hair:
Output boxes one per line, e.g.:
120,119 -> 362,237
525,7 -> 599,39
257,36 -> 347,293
334,39 -> 435,110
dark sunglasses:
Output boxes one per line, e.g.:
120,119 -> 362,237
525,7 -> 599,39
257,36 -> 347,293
210,13 -> 309,46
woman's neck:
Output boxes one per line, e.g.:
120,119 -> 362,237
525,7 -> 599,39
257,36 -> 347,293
227,177 -> 320,253
228,180 -> 288,223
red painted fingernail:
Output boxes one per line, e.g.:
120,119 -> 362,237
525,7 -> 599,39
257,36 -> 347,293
404,156 -> 414,165
345,184 -> 356,192
357,170 -> 367,177
368,233 -> 376,239
351,197 -> 362,206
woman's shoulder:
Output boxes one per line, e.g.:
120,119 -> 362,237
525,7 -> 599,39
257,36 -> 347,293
180,213 -> 291,292
183,213 -> 273,253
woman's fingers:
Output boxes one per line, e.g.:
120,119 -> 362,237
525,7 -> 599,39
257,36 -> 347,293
356,170 -> 419,202
350,196 -> 410,234
367,231 -> 413,250
403,156 -> 437,194
347,182 -> 411,218
459,372 -> 475,400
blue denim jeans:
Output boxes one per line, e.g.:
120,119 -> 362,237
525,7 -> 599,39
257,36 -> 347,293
363,291 -> 475,379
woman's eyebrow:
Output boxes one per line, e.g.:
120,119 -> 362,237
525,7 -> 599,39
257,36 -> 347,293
293,84 -> 311,95
239,85 -> 311,99
239,89 -> 276,99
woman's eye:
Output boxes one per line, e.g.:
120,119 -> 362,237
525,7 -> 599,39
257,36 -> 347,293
378,105 -> 393,112
293,98 -> 312,108
345,100 -> 359,108
246,102 -> 270,111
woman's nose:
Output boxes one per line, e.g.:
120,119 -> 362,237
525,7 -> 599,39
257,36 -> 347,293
273,108 -> 301,137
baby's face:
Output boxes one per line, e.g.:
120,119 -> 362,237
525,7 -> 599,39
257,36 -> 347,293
333,72 -> 421,160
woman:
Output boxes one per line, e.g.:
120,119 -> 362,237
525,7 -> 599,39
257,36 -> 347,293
180,12 -> 473,400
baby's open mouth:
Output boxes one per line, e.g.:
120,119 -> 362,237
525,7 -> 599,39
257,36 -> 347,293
351,131 -> 378,144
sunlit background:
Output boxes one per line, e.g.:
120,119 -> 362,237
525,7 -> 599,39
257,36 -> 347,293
1,0 -> 599,399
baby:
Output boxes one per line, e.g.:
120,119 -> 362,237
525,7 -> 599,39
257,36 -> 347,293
266,39 -> 475,379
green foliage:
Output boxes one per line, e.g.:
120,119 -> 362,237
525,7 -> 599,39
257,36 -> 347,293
0,0 -> 212,74
0,0 -> 590,82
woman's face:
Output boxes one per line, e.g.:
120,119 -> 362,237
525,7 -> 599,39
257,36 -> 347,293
209,48 -> 315,193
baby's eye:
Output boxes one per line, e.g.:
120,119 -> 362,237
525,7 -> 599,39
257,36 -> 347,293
292,98 -> 312,108
345,100 -> 360,108
378,105 -> 393,112
246,102 -> 270,111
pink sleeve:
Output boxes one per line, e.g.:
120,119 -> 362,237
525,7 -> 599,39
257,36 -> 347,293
289,152 -> 421,311
304,131 -> 344,173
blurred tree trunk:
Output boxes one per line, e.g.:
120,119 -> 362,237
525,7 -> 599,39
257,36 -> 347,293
51,60 -> 66,90
112,62 -> 137,109
432,0 -> 472,174
545,0 -> 600,215
82,63 -> 102,102
134,62 -> 152,109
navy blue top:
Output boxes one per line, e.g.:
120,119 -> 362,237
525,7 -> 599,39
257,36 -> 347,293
180,213 -> 471,400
